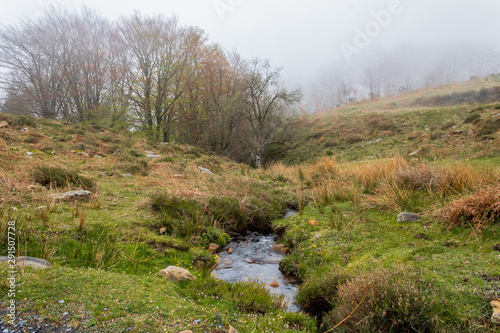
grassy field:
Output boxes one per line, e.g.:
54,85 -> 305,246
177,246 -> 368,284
0,77 -> 499,332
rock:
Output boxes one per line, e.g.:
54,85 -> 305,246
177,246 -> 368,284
268,281 -> 279,288
50,190 -> 93,201
408,148 -> 421,156
21,127 -> 29,132
208,243 -> 220,253
227,247 -> 233,254
225,231 -> 242,238
397,212 -> 421,222
228,326 -> 238,333
493,244 -> 500,252
0,121 -> 9,129
491,300 -> 500,324
308,220 -> 319,226
159,266 -> 196,282
113,149 -> 123,156
146,153 -> 161,159
122,174 -> 133,178
199,167 -> 214,175
270,244 -> 288,255
0,256 -> 52,269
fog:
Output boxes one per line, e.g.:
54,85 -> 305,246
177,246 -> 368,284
1,0 -> 500,109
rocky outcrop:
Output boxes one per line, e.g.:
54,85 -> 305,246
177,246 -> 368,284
159,266 -> 196,282
0,256 -> 52,269
397,212 -> 421,222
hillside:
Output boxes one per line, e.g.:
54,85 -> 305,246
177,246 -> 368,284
272,75 -> 500,165
0,74 -> 499,333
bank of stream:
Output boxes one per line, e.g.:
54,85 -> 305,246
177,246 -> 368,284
213,210 -> 300,312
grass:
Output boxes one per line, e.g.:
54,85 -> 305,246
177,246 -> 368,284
0,76 -> 499,333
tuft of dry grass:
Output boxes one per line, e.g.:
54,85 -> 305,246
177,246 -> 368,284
441,185 -> 500,231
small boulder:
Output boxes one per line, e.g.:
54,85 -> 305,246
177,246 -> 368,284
199,167 -> 214,175
50,190 -> 93,201
0,256 -> 51,269
159,266 -> 196,282
227,247 -> 233,254
228,326 -> 238,333
208,243 -> 220,253
270,244 -> 288,255
146,153 -> 161,159
491,300 -> 500,324
397,212 -> 421,222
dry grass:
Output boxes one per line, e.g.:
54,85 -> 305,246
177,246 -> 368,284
441,185 -> 500,231
263,155 -> 499,212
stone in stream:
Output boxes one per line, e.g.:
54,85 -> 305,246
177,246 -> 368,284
159,266 -> 196,282
268,281 -> 279,288
270,244 -> 288,255
208,243 -> 220,253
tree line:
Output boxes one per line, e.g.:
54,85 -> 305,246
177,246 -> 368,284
0,7 -> 300,167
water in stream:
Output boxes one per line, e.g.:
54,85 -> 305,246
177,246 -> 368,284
213,210 -> 300,312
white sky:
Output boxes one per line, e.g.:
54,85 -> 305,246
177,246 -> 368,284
1,0 -> 499,87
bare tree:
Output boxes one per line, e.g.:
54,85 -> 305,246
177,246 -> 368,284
243,58 -> 301,168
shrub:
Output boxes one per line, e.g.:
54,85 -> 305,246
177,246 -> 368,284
12,115 -> 38,128
33,166 -> 96,190
323,268 -> 434,333
150,193 -> 206,238
116,156 -> 149,176
207,196 -> 248,231
441,185 -> 500,231
200,226 -> 230,248
464,113 -> 481,124
295,273 -> 350,318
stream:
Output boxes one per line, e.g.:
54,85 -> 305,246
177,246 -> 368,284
213,210 -> 300,312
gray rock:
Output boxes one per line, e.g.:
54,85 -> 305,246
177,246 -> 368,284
0,256 -> 51,269
122,174 -> 133,178
397,212 -> 421,222
199,167 -> 214,175
50,190 -> 93,201
146,154 -> 161,159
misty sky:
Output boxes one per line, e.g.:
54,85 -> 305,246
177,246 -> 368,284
1,0 -> 499,87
